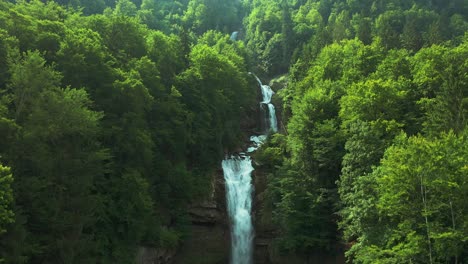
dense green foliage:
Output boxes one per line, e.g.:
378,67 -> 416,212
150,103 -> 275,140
0,0 -> 467,263
0,0 -> 253,263
249,0 -> 468,262
0,164 -> 13,235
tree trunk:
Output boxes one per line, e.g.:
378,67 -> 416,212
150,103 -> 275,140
420,174 -> 433,264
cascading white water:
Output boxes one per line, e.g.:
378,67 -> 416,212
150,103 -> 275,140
247,135 -> 267,153
252,74 -> 277,133
222,156 -> 254,264
230,31 -> 239,41
260,84 -> 274,104
222,74 -> 277,264
268,104 -> 278,132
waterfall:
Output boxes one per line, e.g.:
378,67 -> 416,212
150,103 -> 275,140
222,74 -> 277,264
222,156 -> 254,264
230,31 -> 239,41
260,84 -> 274,104
268,104 -> 278,132
247,135 -> 267,153
250,73 -> 277,133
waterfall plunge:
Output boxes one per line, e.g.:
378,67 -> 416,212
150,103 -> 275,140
222,157 -> 254,264
222,74 -> 277,264
268,104 -> 278,132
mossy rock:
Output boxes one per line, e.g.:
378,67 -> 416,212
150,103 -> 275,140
269,74 -> 289,92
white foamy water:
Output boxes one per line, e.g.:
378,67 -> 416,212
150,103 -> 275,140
222,156 -> 254,264
222,74 -> 278,263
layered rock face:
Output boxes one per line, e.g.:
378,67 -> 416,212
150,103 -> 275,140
135,171 -> 229,264
172,170 -> 230,264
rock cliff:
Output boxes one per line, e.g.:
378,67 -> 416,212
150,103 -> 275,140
172,170 -> 230,264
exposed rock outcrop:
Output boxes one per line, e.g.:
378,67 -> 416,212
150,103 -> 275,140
188,201 -> 222,225
172,170 -> 230,264
136,247 -> 177,264
268,75 -> 288,92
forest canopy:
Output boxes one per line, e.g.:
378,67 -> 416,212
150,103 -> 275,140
0,0 -> 467,263
250,0 -> 468,263
0,0 -> 253,262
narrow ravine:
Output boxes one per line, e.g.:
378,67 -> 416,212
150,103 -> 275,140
222,74 -> 278,264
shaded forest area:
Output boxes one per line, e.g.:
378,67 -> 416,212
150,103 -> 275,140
0,0 -> 467,263
0,0 -> 254,263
